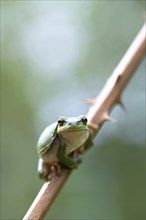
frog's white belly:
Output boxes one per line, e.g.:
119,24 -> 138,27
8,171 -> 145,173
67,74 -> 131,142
59,129 -> 89,155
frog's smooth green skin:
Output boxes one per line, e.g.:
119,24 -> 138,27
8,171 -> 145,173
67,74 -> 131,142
37,115 -> 90,180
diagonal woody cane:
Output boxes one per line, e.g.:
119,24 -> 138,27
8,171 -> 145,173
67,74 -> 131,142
23,23 -> 146,220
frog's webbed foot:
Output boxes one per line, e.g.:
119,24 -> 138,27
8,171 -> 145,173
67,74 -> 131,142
38,158 -> 54,181
57,145 -> 82,169
38,158 -> 62,181
45,165 -> 61,180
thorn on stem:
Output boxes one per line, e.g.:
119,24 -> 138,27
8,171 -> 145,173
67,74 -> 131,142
82,98 -> 96,106
103,113 -> 117,123
117,99 -> 126,112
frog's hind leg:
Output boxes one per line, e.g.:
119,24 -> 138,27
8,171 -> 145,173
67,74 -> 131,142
38,158 -> 55,181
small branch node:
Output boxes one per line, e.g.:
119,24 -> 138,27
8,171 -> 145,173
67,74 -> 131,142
87,122 -> 99,132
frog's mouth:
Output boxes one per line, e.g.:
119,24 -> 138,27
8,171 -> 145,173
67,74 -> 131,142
58,127 -> 88,132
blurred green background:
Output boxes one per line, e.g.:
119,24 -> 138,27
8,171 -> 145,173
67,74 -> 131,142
1,1 -> 145,219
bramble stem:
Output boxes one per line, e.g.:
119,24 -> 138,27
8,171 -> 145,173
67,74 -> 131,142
23,23 -> 146,220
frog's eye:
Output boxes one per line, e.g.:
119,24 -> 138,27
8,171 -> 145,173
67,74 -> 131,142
58,119 -> 66,126
81,116 -> 88,125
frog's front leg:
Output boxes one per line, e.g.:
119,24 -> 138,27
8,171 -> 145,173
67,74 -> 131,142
57,144 -> 82,169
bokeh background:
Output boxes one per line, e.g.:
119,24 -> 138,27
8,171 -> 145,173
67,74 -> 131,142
1,1 -> 145,219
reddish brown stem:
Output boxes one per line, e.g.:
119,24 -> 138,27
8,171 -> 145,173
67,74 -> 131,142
23,23 -> 146,220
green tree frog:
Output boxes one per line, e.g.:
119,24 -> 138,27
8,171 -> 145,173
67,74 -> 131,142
37,115 -> 90,180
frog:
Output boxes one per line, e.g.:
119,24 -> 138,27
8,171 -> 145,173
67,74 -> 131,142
37,115 -> 90,180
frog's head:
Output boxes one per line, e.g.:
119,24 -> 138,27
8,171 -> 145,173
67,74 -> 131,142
57,115 -> 88,131
57,115 -> 89,154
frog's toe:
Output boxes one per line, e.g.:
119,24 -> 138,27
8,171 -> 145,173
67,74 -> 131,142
38,170 -> 45,179
47,166 -> 55,180
54,163 -> 62,176
76,157 -> 82,164
73,157 -> 82,169
38,169 -> 52,181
